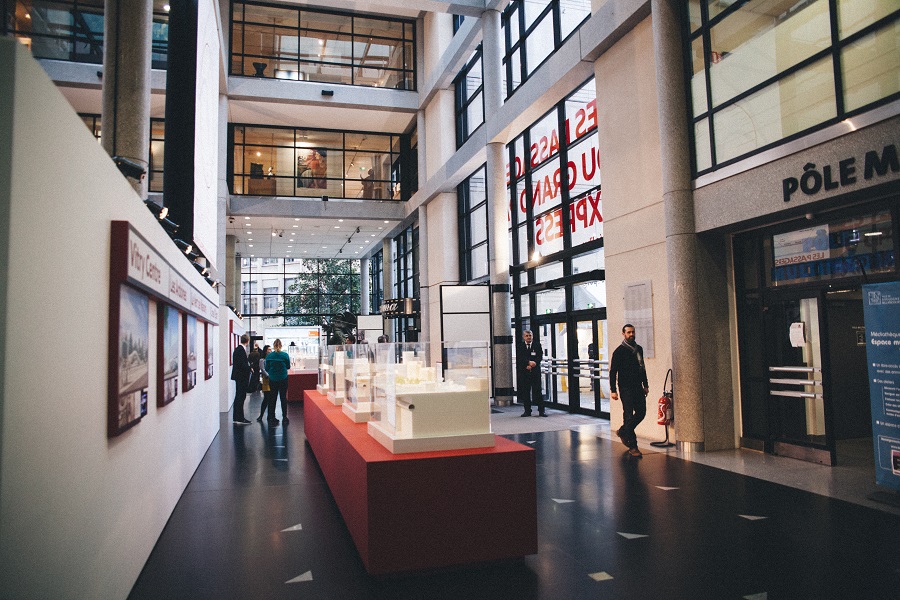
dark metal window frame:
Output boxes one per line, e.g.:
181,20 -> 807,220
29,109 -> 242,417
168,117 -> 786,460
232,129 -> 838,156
240,257 -> 362,329
457,164 -> 490,283
501,0 -> 589,99
685,1 -> 900,177
228,122 -> 408,200
453,44 -> 485,148
393,225 -> 419,341
229,0 -> 417,91
370,249 -> 383,314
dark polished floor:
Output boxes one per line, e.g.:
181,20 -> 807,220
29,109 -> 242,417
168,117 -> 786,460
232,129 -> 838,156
130,393 -> 900,600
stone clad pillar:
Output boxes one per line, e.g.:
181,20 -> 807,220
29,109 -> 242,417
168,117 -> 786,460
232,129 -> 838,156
652,0 -> 734,451
101,0 -> 153,198
482,9 -> 513,405
417,206 -> 430,344
361,258 -> 370,316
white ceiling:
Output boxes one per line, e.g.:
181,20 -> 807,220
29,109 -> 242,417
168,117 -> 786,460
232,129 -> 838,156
227,214 -> 399,260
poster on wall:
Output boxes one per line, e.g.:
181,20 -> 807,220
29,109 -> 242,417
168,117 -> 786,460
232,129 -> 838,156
862,281 -> 900,494
296,148 -> 328,188
205,323 -> 215,380
158,304 -> 180,406
184,315 -> 198,392
110,285 -> 149,436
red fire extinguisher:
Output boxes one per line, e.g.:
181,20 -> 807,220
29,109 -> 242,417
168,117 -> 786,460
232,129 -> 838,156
657,369 -> 674,426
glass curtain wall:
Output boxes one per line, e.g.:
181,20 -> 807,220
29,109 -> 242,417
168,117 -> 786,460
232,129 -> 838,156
687,0 -> 900,175
77,114 -> 165,192
231,1 -> 415,90
3,0 -> 170,68
458,165 -> 490,282
240,257 -> 361,333
509,78 -> 605,415
369,249 -> 383,314
454,45 -> 484,148
392,225 -> 419,342
230,124 -> 403,200
501,0 -> 591,98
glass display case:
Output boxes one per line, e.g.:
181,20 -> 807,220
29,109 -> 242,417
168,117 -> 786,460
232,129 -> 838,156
316,341 -> 329,394
366,341 -> 494,454
325,345 -> 347,405
287,340 -> 319,371
341,344 -> 378,422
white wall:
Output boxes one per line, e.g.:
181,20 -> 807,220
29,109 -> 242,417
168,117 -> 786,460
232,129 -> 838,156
594,17 -> 671,440
0,40 -> 221,599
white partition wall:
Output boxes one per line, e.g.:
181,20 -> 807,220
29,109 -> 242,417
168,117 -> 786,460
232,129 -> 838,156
440,285 -> 492,386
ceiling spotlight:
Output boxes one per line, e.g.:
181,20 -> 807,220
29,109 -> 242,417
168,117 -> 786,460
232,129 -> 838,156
174,239 -> 193,255
144,199 -> 168,220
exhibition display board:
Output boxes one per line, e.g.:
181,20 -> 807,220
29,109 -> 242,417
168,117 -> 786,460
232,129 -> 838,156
303,390 -> 538,575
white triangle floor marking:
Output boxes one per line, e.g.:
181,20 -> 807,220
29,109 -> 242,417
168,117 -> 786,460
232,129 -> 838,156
275,458 -> 288,462
589,571 -> 614,582
618,532 -> 649,539
739,514 -> 768,521
552,498 -> 576,504
526,441 -> 537,444
286,571 -> 313,584
274,445 -> 286,448
656,486 -> 679,491
281,523 -> 303,532
743,593 -> 767,600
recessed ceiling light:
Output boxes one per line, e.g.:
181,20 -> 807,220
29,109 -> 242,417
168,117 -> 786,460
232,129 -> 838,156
245,217 -> 250,219
339,219 -> 344,222
247,231 -> 252,234
293,225 -> 298,228
288,246 -> 292,248
334,226 -> 340,229
248,238 -> 253,241
378,227 -> 383,230
384,220 -> 389,223
371,234 -> 376,237
294,218 -> 300,221
249,244 -> 253,247
322,246 -> 327,249
354,251 -> 358,254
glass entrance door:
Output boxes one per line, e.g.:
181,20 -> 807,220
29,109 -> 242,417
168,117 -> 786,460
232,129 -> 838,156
763,293 -> 834,464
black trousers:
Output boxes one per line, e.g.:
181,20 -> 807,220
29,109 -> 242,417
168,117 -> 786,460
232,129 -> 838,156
518,372 -> 545,414
619,386 -> 646,448
270,379 -> 289,419
232,378 -> 249,422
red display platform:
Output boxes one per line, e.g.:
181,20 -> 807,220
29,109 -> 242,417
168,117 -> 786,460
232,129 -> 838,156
287,370 -> 317,402
303,390 -> 537,575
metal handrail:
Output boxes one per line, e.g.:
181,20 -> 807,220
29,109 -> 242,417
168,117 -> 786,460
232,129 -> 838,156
770,390 -> 822,399
768,378 -> 822,386
768,366 -> 821,373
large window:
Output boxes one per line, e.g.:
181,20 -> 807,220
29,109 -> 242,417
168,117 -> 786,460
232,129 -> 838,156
687,0 -> 900,175
508,79 -> 603,318
231,1 -> 415,90
454,45 -> 484,148
393,225 -> 419,341
3,0 -> 169,68
458,165 -> 489,282
230,124 -> 407,200
502,0 -> 591,98
240,257 -> 361,331
78,114 -> 165,192
369,249 -> 383,314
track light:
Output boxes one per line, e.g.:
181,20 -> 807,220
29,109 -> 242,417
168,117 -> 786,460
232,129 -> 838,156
193,261 -> 209,277
159,217 -> 179,235
144,199 -> 168,220
174,239 -> 193,255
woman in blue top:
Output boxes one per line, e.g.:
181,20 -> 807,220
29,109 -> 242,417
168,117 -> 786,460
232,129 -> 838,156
265,339 -> 292,424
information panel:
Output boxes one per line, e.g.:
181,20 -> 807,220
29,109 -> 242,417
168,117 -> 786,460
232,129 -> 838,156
862,281 -> 900,492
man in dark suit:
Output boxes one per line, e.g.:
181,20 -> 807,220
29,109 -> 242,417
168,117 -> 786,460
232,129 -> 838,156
517,329 -> 546,417
231,334 -> 252,424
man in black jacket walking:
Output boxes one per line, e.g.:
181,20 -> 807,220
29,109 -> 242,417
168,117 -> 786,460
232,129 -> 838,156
609,324 -> 648,456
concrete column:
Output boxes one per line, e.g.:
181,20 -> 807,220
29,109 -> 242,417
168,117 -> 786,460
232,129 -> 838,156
481,10 -> 513,405
361,258 -> 370,316
225,234 -> 238,309
653,0 -> 733,451
101,0 -> 152,198
417,110 -> 427,187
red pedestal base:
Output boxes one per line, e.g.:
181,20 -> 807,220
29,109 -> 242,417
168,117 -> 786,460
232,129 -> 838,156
303,390 -> 537,575
287,371 -> 317,402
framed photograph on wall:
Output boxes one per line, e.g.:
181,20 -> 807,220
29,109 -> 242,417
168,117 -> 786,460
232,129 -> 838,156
109,284 -> 149,436
205,322 -> 214,380
183,314 -> 198,392
158,304 -> 180,406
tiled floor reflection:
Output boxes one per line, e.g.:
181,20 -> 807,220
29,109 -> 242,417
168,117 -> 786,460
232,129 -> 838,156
129,394 -> 900,600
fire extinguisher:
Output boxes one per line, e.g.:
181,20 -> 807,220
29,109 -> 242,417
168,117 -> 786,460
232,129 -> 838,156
657,368 -> 674,426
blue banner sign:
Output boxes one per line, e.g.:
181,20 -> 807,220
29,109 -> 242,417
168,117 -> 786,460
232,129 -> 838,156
863,281 -> 900,492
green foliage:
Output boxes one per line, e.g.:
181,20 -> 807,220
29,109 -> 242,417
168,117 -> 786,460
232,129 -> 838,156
278,259 -> 361,326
